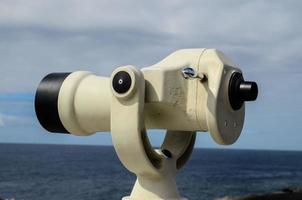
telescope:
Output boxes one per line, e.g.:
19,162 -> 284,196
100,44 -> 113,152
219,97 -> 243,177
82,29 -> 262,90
35,49 -> 258,200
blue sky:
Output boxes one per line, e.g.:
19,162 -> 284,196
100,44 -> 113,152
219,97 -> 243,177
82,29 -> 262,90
0,0 -> 301,150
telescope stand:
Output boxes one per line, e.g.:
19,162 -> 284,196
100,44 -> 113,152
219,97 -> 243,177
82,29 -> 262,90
119,131 -> 195,200
122,147 -> 192,200
111,66 -> 196,200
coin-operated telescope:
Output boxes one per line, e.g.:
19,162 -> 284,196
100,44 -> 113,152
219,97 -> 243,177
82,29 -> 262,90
35,49 -> 258,200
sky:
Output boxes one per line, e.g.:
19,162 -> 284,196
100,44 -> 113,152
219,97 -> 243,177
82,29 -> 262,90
0,0 -> 301,150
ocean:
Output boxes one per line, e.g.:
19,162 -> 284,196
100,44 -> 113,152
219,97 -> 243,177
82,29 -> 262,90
0,144 -> 301,200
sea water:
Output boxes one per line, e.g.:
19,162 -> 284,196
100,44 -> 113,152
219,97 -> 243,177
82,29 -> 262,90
0,144 -> 301,200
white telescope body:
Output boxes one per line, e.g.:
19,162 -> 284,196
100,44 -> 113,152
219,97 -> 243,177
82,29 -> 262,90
35,49 -> 258,199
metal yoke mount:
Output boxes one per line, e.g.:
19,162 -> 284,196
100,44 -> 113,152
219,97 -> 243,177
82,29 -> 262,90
110,66 -> 196,200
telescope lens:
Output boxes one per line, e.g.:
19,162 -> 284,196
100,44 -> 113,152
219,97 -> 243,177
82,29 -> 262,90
228,72 -> 258,110
35,73 -> 71,133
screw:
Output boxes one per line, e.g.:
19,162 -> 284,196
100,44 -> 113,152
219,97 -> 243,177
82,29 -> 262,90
162,149 -> 172,158
182,67 -> 205,80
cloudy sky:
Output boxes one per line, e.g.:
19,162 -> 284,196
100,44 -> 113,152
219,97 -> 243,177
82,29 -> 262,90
0,0 -> 301,150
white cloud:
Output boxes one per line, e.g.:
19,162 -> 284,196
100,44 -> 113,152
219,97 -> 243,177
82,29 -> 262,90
0,116 -> 5,127
0,113 -> 33,127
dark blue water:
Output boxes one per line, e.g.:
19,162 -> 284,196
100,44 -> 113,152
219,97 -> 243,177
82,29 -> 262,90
0,144 -> 301,200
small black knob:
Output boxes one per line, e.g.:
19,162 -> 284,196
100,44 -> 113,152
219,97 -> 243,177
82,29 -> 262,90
228,72 -> 258,110
112,71 -> 132,94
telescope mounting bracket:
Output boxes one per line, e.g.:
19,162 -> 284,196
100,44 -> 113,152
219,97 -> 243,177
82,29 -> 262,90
111,66 -> 196,200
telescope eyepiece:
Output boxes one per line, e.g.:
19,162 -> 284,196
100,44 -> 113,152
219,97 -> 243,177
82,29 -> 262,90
228,72 -> 258,110
239,81 -> 258,101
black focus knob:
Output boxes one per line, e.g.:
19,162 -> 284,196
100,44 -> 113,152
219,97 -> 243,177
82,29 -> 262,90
112,71 -> 132,94
228,72 -> 258,110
